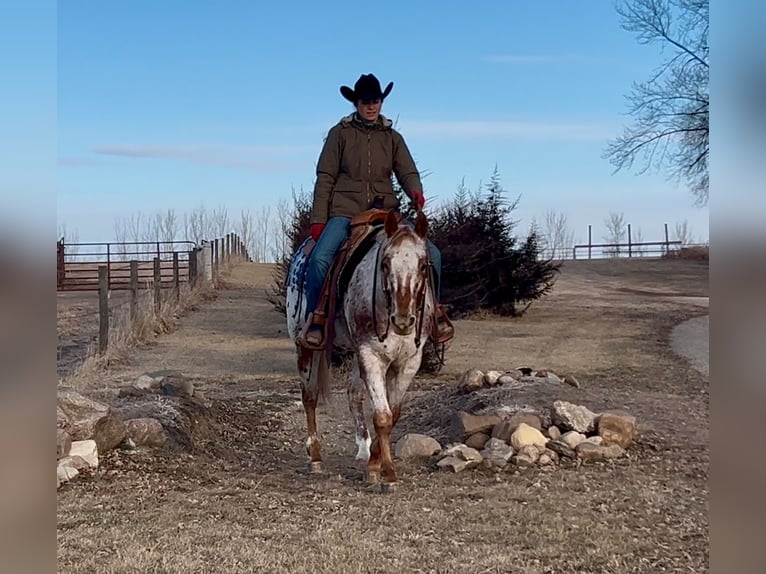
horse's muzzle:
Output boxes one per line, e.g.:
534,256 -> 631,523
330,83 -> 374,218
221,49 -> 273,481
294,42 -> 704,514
390,313 -> 416,335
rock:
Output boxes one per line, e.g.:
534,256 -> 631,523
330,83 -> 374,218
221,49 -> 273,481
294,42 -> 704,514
584,436 -> 604,446
576,442 -> 626,461
543,448 -> 560,464
490,420 -> 514,443
597,411 -> 637,448
57,461 -> 79,486
57,429 -> 71,460
514,445 -> 540,466
458,369 -> 485,394
547,440 -> 577,459
510,423 -> 548,451
508,413 -> 542,433
563,375 -> 581,388
133,374 -> 161,391
535,370 -> 562,384
394,433 -> 442,459
57,389 -> 127,453
126,418 -> 168,448
69,439 -> 99,469
484,370 -> 503,386
551,400 -> 599,433
60,455 -> 92,473
451,411 -> 503,441
160,377 -> 195,398
481,438 -> 514,471
437,456 -> 471,473
497,374 -> 519,385
560,431 -> 587,450
465,432 -> 490,450
441,444 -> 483,465
538,453 -> 554,466
547,426 -> 562,440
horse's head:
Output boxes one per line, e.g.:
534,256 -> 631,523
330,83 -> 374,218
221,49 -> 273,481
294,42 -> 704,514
379,210 -> 431,337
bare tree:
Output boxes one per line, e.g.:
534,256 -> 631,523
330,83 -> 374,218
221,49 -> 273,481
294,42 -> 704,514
57,223 -> 80,255
632,226 -> 646,256
211,204 -> 229,238
604,0 -> 709,206
603,212 -> 627,257
541,209 -> 575,260
673,218 -> 695,245
238,209 -> 255,261
271,197 -> 292,263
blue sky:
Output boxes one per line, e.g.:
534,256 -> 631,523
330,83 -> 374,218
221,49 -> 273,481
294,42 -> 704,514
57,0 -> 709,246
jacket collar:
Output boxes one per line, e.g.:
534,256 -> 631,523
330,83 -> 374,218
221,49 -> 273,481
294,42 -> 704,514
340,112 -> 393,131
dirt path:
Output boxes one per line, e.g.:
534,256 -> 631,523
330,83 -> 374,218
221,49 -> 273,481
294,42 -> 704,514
57,260 -> 709,574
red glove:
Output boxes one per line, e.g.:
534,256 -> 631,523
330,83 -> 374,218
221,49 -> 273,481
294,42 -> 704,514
310,223 -> 325,241
410,190 -> 425,209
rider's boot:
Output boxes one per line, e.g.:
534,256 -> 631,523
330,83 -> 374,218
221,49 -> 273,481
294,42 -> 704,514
432,303 -> 455,345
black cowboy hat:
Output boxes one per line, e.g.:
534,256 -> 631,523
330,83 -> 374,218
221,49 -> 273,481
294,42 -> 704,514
340,73 -> 393,103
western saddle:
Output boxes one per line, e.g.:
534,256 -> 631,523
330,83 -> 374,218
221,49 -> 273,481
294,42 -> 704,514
299,208 -> 454,352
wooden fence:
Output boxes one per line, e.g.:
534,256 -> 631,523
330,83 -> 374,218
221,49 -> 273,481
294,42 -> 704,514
57,232 -> 250,354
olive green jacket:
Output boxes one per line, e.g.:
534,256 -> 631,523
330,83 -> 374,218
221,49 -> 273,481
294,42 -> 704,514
310,113 -> 423,224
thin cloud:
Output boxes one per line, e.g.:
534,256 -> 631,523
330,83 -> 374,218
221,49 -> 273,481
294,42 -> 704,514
400,120 -> 616,142
485,54 -> 587,64
88,143 -> 316,171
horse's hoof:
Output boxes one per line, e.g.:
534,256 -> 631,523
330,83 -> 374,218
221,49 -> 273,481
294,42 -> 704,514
307,461 -> 324,474
380,482 -> 398,494
365,470 -> 380,484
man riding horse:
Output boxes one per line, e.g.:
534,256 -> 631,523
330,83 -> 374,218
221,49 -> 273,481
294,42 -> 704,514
299,73 -> 455,350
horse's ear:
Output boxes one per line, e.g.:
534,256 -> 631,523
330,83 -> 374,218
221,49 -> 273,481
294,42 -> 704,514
414,210 -> 428,238
385,210 -> 399,237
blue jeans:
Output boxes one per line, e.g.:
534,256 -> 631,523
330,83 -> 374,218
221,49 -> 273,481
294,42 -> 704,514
305,216 -> 442,315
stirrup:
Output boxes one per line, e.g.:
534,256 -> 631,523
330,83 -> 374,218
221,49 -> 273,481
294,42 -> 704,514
300,312 -> 326,350
432,304 -> 455,345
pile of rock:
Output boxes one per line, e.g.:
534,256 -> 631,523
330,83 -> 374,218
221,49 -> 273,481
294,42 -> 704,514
457,367 -> 581,394
57,373 -> 179,489
395,399 -> 637,473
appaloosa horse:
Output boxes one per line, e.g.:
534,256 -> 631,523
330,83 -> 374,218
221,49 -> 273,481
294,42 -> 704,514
285,209 -> 435,492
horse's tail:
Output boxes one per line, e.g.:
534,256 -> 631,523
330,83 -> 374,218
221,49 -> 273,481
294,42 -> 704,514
314,349 -> 331,406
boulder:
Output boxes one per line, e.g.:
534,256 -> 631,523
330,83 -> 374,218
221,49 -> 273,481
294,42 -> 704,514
465,432 -> 490,450
458,369 -> 485,394
126,418 -> 168,448
394,433 -> 442,459
510,423 -> 548,451
68,439 -> 98,469
551,400 -> 599,433
560,431 -> 587,450
597,411 -> 637,448
576,442 -> 626,461
451,411 -> 503,441
57,389 -> 127,453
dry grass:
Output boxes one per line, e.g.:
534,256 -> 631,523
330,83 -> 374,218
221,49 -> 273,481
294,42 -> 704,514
57,260 -> 709,573
69,279 -> 217,379
663,245 -> 709,261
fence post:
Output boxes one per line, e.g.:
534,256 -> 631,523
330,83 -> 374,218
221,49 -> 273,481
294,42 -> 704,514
588,225 -> 592,260
173,251 -> 180,300
57,241 -> 66,290
628,224 -> 632,258
664,223 -> 670,255
130,260 -> 138,321
188,249 -> 198,287
226,233 -> 231,264
213,239 -> 219,280
99,266 -> 109,354
154,257 -> 161,313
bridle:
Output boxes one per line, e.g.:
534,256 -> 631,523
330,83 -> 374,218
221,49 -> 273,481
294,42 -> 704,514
370,222 -> 431,348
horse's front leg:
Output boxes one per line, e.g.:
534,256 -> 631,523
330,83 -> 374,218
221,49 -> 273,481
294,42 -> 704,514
357,347 -> 397,489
